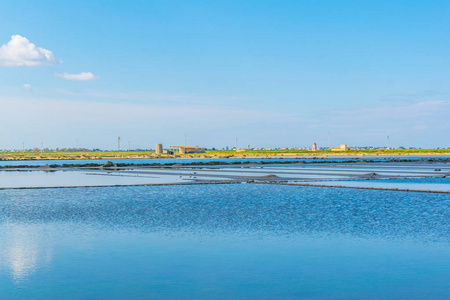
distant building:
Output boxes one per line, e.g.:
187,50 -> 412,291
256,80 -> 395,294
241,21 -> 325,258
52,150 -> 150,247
170,146 -> 205,154
312,142 -> 318,151
155,143 -> 163,154
331,144 -> 350,151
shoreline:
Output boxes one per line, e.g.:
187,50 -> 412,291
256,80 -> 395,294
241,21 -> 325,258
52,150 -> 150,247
1,157 -> 449,169
1,152 -> 449,163
0,180 -> 448,194
1,150 -> 450,162
1,160 -> 447,193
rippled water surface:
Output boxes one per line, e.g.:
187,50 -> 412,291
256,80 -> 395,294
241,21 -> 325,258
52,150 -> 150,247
0,184 -> 449,299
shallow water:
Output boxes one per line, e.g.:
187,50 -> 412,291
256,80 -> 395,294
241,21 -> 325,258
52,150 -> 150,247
2,159 -> 448,189
0,184 -> 449,299
0,169 -> 192,188
304,177 -> 450,192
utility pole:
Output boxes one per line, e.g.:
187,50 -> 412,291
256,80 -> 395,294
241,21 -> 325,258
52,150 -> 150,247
22,142 -> 24,153
236,137 -> 238,149
328,131 -> 330,150
184,133 -> 187,146
41,142 -> 43,154
118,136 -> 120,151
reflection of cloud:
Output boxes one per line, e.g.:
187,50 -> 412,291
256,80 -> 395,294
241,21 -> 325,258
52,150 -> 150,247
0,224 -> 53,284
7,245 -> 39,282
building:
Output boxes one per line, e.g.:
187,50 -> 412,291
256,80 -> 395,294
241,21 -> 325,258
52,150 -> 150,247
155,143 -> 163,155
331,144 -> 350,151
170,146 -> 205,154
312,142 -> 318,151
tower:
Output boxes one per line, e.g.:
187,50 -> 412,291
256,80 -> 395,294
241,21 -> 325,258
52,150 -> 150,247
156,143 -> 163,154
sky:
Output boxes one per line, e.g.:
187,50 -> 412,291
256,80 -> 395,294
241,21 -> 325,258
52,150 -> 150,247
0,0 -> 449,150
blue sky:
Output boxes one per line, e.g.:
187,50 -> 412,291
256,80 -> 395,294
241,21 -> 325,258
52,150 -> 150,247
0,0 -> 449,149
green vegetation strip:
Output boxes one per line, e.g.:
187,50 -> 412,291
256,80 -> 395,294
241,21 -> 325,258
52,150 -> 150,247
0,149 -> 449,161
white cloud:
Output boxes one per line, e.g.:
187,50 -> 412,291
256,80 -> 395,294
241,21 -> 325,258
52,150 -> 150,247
23,84 -> 32,92
0,35 -> 57,66
55,72 -> 99,81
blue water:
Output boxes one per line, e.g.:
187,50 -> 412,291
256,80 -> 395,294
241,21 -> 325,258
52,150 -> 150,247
356,177 -> 450,184
0,184 -> 449,299
1,155 -> 449,167
336,177 -> 450,192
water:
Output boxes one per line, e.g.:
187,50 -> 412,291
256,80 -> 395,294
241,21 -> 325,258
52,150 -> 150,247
0,170 -> 192,188
0,184 -> 449,299
1,155 -> 449,167
303,177 -> 450,192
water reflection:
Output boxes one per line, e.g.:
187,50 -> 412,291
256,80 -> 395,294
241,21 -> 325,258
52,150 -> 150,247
0,224 -> 53,284
0,169 -> 188,188
1,185 -> 448,241
304,177 -> 450,192
0,184 -> 449,298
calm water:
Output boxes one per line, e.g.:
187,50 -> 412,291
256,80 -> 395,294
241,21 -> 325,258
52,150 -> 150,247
0,184 -> 449,299
306,177 -> 450,192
